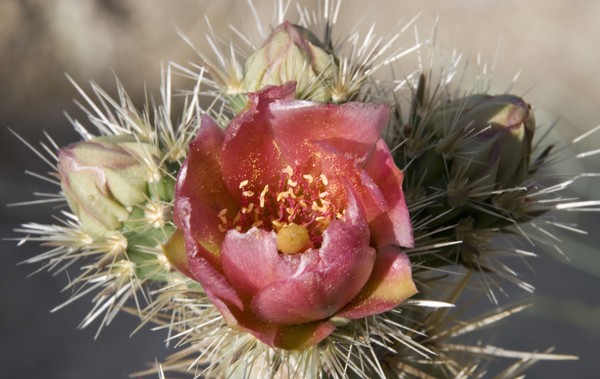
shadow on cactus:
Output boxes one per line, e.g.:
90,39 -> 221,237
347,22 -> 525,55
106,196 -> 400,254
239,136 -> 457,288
392,73 -> 568,293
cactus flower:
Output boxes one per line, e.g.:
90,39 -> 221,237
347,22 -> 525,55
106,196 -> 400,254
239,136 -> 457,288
242,21 -> 336,103
166,83 -> 416,350
58,136 -> 155,238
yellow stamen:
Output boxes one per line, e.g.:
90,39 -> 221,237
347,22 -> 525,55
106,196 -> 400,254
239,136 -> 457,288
303,174 -> 314,183
319,174 -> 329,185
272,220 -> 283,231
221,168 -> 343,251
283,165 -> 294,176
259,185 -> 269,207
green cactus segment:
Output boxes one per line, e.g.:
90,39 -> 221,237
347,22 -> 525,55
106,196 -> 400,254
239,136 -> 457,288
396,75 -> 539,269
126,224 -> 176,282
228,94 -> 251,115
120,175 -> 177,282
404,93 -> 535,226
148,174 -> 176,203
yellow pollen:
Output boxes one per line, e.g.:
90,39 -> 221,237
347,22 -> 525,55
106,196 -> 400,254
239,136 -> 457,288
259,185 -> 269,207
220,169 -> 343,250
272,220 -> 283,230
276,223 -> 311,255
283,165 -> 294,176
277,191 -> 289,202
319,174 -> 329,185
218,208 -> 228,224
303,174 -> 314,183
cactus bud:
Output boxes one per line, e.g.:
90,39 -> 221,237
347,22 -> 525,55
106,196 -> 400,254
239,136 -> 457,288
434,94 -> 535,196
402,92 -> 536,233
241,21 -> 336,105
57,136 -> 158,238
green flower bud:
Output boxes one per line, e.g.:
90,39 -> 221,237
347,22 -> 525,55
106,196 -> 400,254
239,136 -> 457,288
439,95 -> 534,191
398,76 -> 540,272
402,92 -> 537,233
58,136 -> 158,238
241,21 -> 336,105
425,94 -> 535,208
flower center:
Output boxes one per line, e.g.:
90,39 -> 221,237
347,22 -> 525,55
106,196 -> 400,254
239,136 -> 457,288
219,165 -> 344,252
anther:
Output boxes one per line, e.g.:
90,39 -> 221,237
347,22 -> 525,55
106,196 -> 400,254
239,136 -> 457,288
319,174 -> 329,185
303,174 -> 314,183
283,166 -> 294,176
259,185 -> 269,207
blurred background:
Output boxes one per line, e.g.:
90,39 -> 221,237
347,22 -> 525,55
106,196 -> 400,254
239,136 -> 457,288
1,0 -> 598,377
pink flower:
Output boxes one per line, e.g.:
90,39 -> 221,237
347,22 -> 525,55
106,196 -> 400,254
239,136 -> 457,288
166,83 -> 417,350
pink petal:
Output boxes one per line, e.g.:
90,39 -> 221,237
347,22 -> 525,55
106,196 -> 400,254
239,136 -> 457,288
184,230 -> 245,312
308,142 -> 389,222
250,271 -> 336,324
220,228 -> 284,298
336,246 -> 417,319
365,140 -> 414,248
269,98 -> 390,164
220,84 -> 295,196
174,117 -> 245,315
207,291 -> 336,350
221,228 -> 326,299
175,116 -> 238,261
251,192 -> 376,324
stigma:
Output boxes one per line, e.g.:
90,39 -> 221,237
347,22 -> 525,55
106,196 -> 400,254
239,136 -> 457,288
276,223 -> 312,254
